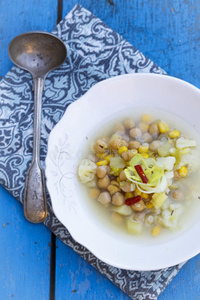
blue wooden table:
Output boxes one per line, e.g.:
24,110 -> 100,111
0,1 -> 200,299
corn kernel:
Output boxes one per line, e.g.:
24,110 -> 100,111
169,130 -> 180,139
180,148 -> 191,155
107,185 -> 120,195
142,114 -> 152,123
110,167 -> 122,176
138,145 -> 148,154
146,202 -> 154,209
178,166 -> 188,177
96,160 -> 109,166
110,180 -> 119,187
151,226 -> 161,237
118,146 -> 128,155
141,153 -> 149,159
135,187 -> 142,196
104,154 -> 114,162
126,161 -> 130,166
125,192 -> 134,199
116,176 -> 120,183
96,152 -> 106,158
158,122 -> 169,133
141,192 -> 149,199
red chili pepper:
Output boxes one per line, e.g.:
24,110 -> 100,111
125,196 -> 141,206
135,164 -> 148,184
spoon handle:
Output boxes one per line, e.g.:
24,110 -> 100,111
24,77 -> 47,223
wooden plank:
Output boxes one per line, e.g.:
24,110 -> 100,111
62,0 -> 200,89
0,0 -> 58,78
55,238 -> 129,300
0,186 -> 52,300
0,1 -> 58,299
159,257 -> 200,300
54,1 -> 200,299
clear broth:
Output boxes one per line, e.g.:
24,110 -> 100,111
77,107 -> 200,245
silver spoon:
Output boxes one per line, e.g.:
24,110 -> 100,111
8,31 -> 67,223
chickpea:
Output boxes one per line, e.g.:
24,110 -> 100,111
119,170 -> 127,181
131,200 -> 146,211
129,128 -> 142,140
94,139 -> 108,153
111,212 -> 124,224
109,138 -> 128,150
149,140 -> 161,153
142,132 -> 153,143
121,181 -> 135,193
172,190 -> 183,201
124,118 -> 135,130
139,122 -> 149,133
149,123 -> 159,137
96,166 -> 107,178
97,175 -> 110,189
119,139 -> 129,148
109,138 -> 120,149
106,165 -> 111,174
174,170 -> 181,181
112,192 -> 125,206
122,149 -> 137,161
102,136 -> 109,143
89,188 -> 101,199
121,151 -> 129,161
129,140 -> 141,150
98,192 -> 111,205
114,123 -> 125,133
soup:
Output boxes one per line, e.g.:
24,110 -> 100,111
78,110 -> 200,238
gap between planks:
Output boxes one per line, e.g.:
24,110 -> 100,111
49,2 -> 63,299
50,233 -> 56,300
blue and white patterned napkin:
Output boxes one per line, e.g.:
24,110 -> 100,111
0,4 -> 185,299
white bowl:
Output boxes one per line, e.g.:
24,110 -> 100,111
45,73 -> 200,270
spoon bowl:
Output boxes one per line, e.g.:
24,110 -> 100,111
8,31 -> 67,78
